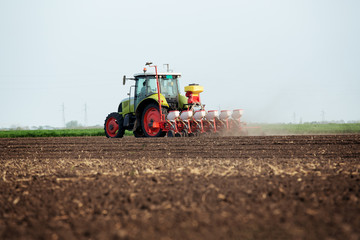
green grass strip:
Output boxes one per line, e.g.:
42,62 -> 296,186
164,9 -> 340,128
0,129 -> 133,138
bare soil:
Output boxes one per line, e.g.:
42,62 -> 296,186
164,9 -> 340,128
0,135 -> 359,240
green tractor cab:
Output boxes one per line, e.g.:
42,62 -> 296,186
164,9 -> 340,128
104,65 -> 188,138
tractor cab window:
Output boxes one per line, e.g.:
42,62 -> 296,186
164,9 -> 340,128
147,77 -> 158,94
135,77 -> 158,104
136,78 -> 147,100
159,76 -> 178,99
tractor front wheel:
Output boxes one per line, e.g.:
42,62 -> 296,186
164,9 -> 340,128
141,103 -> 166,137
104,112 -> 125,138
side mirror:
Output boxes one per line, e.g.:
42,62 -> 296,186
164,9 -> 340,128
123,75 -> 126,85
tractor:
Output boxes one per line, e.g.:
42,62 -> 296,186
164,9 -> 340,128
104,62 -> 246,138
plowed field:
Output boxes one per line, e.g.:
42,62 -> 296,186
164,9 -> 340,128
1,135 -> 360,240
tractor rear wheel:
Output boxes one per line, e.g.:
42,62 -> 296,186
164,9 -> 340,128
104,112 -> 125,138
141,103 -> 166,137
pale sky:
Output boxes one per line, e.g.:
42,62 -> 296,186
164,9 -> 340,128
1,0 -> 359,128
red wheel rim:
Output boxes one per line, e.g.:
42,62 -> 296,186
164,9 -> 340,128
143,107 -> 161,136
106,117 -> 119,137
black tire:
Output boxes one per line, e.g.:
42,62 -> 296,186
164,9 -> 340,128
167,130 -> 175,137
141,103 -> 167,137
104,112 -> 125,138
133,129 -> 145,138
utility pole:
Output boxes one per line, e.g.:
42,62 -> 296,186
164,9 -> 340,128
163,64 -> 170,72
321,110 -> 325,123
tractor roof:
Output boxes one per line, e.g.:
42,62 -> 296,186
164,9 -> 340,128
134,72 -> 182,78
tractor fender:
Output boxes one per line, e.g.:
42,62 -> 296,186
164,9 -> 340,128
143,94 -> 169,108
136,94 -> 169,114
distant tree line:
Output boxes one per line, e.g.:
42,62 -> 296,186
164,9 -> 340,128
2,121 -> 101,131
